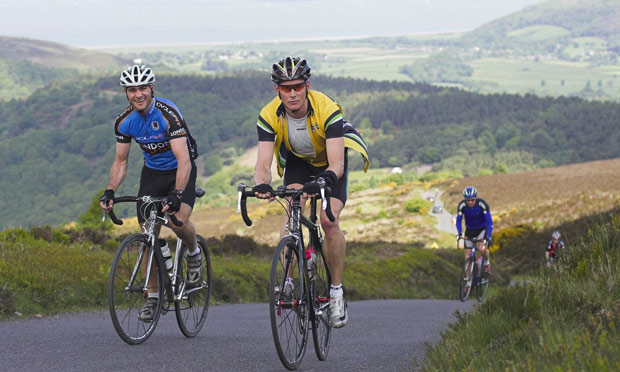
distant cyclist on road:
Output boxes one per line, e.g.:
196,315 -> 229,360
252,56 -> 369,328
546,230 -> 565,267
456,186 -> 494,273
99,65 -> 202,322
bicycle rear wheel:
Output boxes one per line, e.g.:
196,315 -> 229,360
175,235 -> 212,337
269,236 -> 308,371
310,245 -> 331,361
108,233 -> 163,344
459,259 -> 474,302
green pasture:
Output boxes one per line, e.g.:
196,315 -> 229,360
468,58 -> 620,98
507,25 -> 570,42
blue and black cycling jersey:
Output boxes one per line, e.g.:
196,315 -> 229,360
456,198 -> 493,238
114,97 -> 198,170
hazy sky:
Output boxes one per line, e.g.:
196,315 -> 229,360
2,0 -> 545,48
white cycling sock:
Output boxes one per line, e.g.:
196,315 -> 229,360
189,247 -> 201,256
147,293 -> 158,299
330,285 -> 343,297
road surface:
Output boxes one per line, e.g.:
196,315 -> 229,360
0,300 -> 473,372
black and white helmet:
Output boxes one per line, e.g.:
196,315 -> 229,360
120,65 -> 155,87
271,57 -> 311,84
551,231 -> 561,240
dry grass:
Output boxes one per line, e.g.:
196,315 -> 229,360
112,157 -> 620,251
441,157 -> 620,231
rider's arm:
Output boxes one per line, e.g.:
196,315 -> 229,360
170,137 -> 191,190
106,142 -> 131,191
485,210 -> 493,238
254,141 -> 274,185
325,137 -> 345,179
455,213 -> 463,235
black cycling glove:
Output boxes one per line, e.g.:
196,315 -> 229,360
166,190 -> 183,213
317,170 -> 338,187
99,189 -> 115,206
303,180 -> 321,195
252,183 -> 274,195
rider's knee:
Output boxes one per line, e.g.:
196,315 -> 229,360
320,215 -> 340,234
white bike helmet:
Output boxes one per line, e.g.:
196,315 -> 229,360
462,186 -> 478,199
120,65 -> 155,87
551,231 -> 561,240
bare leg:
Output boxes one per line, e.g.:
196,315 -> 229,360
320,198 -> 345,287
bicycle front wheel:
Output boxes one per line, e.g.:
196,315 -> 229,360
459,259 -> 474,302
310,245 -> 331,361
269,236 -> 309,370
175,235 -> 212,337
476,267 -> 489,302
108,233 -> 163,345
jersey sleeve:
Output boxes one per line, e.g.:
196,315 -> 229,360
324,110 -> 344,139
456,201 -> 466,235
158,101 -> 188,139
478,199 -> 493,237
114,108 -> 133,143
257,115 -> 276,142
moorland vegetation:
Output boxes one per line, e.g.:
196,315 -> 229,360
2,73 -> 620,229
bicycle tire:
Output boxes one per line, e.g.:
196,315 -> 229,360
459,259 -> 474,302
108,233 -> 164,345
269,236 -> 309,370
477,268 -> 489,302
310,245 -> 331,361
175,235 -> 212,337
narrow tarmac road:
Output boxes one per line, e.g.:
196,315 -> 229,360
0,299 -> 473,372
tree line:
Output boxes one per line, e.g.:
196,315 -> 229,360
1,72 -> 619,229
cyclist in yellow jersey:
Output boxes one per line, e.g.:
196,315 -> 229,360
253,57 -> 369,328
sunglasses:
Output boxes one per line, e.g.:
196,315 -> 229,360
466,198 -> 476,202
278,82 -> 306,93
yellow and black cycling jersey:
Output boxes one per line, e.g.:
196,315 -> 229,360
257,90 -> 369,177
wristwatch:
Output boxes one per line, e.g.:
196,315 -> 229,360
171,189 -> 184,198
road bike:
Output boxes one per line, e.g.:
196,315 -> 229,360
237,180 -> 334,370
104,188 -> 211,344
457,236 -> 489,302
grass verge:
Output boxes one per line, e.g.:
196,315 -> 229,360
421,213 -> 620,371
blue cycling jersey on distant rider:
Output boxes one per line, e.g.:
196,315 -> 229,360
114,97 -> 197,171
455,198 -> 493,238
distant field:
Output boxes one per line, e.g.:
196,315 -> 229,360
94,34 -> 620,100
468,58 -> 620,97
507,25 -> 570,42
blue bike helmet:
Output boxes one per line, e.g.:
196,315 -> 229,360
462,186 -> 478,198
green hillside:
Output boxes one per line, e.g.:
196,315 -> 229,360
0,36 -> 129,100
1,73 -> 620,229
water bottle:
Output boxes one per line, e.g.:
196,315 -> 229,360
306,247 -> 316,280
159,238 -> 173,272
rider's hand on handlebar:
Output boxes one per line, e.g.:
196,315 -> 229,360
303,170 -> 337,198
302,180 -> 321,197
99,189 -> 115,211
163,190 -> 183,214
253,183 -> 274,200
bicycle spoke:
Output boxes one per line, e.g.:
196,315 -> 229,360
175,236 -> 211,338
270,237 -> 308,370
108,234 -> 162,345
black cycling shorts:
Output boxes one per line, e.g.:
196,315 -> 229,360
136,162 -> 197,223
283,150 -> 349,205
464,228 -> 487,249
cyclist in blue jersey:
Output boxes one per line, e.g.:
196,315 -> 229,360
99,65 -> 202,321
456,186 -> 494,273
